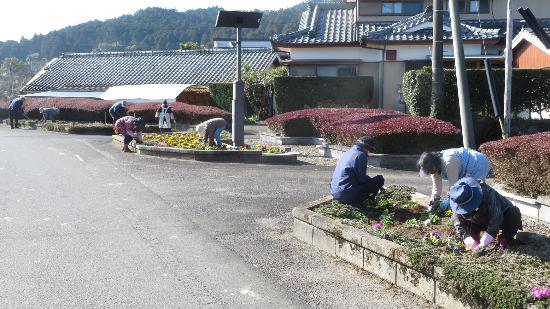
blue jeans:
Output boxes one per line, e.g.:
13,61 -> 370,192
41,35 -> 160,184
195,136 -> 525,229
213,127 -> 224,146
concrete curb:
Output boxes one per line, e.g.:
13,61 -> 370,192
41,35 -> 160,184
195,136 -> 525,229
493,186 -> 550,224
322,144 -> 419,171
112,135 -> 299,164
292,195 -> 472,309
260,132 -> 326,145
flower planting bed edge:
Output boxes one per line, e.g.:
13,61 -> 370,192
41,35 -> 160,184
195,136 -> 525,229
292,194 -> 474,309
112,135 -> 299,164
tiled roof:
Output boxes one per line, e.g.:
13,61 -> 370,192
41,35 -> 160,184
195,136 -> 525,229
272,2 -> 361,45
21,49 -> 278,93
363,6 -> 503,43
272,3 -> 550,46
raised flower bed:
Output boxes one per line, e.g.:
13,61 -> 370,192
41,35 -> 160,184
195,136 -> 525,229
112,132 -> 299,164
293,186 -> 549,309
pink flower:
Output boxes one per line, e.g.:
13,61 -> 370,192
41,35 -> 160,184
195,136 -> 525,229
372,222 -> 383,230
531,287 -> 550,300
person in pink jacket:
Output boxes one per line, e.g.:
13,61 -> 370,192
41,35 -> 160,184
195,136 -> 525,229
114,116 -> 145,152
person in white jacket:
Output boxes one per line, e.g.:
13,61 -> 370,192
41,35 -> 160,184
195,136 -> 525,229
155,100 -> 175,132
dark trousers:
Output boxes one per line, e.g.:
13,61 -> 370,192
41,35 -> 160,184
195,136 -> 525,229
123,134 -> 133,145
337,175 -> 385,205
9,110 -> 20,128
459,206 -> 523,240
110,111 -> 122,123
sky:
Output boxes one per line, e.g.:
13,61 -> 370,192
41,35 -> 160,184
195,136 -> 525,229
0,0 -> 305,42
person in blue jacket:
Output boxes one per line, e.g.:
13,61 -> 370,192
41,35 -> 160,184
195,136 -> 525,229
8,96 -> 25,129
109,100 -> 128,123
330,136 -> 385,206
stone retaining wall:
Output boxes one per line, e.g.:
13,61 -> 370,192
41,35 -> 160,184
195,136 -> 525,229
112,135 -> 299,164
292,196 -> 472,309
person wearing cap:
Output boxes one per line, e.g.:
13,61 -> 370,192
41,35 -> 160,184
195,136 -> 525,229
109,100 -> 128,123
449,177 -> 522,251
195,118 -> 227,147
417,148 -> 491,211
330,136 -> 385,207
155,100 -> 175,133
114,116 -> 145,152
8,96 -> 25,129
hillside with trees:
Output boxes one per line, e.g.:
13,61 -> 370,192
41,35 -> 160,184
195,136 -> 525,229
0,4 -> 306,62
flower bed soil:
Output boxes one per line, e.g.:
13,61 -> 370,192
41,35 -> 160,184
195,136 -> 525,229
310,186 -> 550,309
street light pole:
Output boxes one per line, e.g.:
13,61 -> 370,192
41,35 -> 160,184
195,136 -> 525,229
233,27 -> 245,146
449,0 -> 476,149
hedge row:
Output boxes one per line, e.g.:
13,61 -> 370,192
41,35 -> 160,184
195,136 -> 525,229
127,102 -> 231,124
273,77 -> 375,114
266,108 -> 460,154
480,132 -> 550,197
1,98 -> 230,124
402,67 -> 550,122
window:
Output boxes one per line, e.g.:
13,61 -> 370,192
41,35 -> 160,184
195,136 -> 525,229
317,65 -> 357,77
291,65 -> 315,77
449,0 -> 489,13
386,50 -> 397,61
382,1 -> 423,15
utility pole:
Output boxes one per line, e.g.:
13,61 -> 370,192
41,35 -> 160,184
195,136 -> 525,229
503,0 -> 513,138
431,1 -> 444,118
449,0 -> 476,149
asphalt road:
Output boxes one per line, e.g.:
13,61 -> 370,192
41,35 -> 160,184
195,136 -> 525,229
0,126 -> 435,308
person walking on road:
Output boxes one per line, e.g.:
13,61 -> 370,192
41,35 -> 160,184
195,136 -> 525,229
330,136 -> 384,207
8,96 -> 25,129
109,100 -> 128,123
449,177 -> 522,251
417,147 -> 491,211
114,116 -> 145,152
195,118 -> 227,147
155,100 -> 175,133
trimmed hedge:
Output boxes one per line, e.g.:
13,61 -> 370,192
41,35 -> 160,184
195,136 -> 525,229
266,108 -> 460,154
480,132 -> 550,197
208,83 -> 233,112
128,102 -> 231,124
402,67 -> 550,122
273,77 -> 374,114
178,85 -> 211,106
22,98 -> 114,122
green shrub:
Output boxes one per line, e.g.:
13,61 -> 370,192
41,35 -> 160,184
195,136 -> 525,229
402,68 -> 550,123
208,83 -> 233,112
402,67 -> 431,116
273,76 -> 374,114
243,66 -> 288,119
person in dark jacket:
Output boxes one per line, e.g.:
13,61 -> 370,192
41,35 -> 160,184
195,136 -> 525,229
109,100 -> 128,123
449,177 -> 522,251
8,96 -> 25,129
195,118 -> 227,146
39,107 -> 60,122
330,136 -> 384,206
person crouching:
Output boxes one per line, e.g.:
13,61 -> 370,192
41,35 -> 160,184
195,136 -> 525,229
114,116 -> 145,152
195,118 -> 227,147
330,136 -> 385,207
449,177 -> 522,251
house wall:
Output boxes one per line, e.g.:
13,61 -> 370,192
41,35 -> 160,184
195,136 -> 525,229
358,62 -> 381,106
355,0 -> 550,22
290,47 -> 382,61
513,41 -> 550,68
382,61 -> 406,110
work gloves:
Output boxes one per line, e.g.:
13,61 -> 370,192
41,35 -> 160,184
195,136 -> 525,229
474,233 -> 495,252
464,236 -> 479,251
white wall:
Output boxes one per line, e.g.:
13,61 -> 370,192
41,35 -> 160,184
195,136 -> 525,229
290,47 -> 382,61
290,44 -> 482,62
